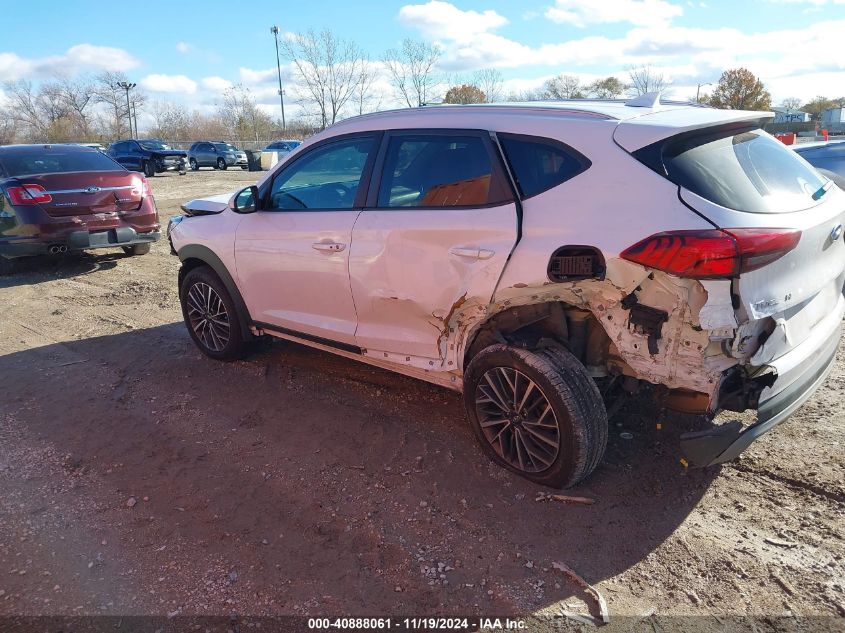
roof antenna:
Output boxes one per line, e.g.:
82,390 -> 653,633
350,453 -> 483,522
625,91 -> 662,108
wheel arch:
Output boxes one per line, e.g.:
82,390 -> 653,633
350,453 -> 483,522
177,244 -> 253,340
461,299 -> 613,375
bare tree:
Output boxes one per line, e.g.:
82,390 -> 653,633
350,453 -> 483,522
355,56 -> 381,115
2,80 -> 50,139
218,84 -> 276,141
149,101 -> 230,142
780,97 -> 802,110
58,76 -> 95,136
383,39 -> 441,107
627,65 -> 669,96
543,74 -> 584,99
94,71 -> 132,138
473,68 -> 503,103
283,29 -> 363,129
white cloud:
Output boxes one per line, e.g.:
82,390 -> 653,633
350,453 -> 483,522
63,44 -> 139,72
176,41 -> 191,53
201,76 -> 232,92
239,67 -> 278,85
140,74 -> 198,94
0,44 -> 139,81
545,0 -> 683,27
396,0 -> 845,105
399,1 -> 508,41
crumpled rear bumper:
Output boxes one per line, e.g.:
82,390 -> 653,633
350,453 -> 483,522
681,294 -> 844,467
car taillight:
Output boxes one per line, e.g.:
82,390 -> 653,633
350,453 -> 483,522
620,228 -> 801,279
130,176 -> 152,197
7,184 -> 52,205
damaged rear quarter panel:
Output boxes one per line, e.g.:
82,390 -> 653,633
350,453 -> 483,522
444,123 -> 739,396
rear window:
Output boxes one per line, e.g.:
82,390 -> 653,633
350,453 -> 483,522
499,134 -> 590,198
0,150 -> 122,177
657,128 -> 828,213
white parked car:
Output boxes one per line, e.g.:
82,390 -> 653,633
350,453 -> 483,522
260,139 -> 302,170
168,95 -> 845,488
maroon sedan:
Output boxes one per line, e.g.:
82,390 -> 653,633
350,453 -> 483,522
0,144 -> 160,260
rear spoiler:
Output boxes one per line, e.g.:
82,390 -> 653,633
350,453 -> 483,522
613,108 -> 774,152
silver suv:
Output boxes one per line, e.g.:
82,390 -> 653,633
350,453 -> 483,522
168,96 -> 845,488
187,141 -> 248,171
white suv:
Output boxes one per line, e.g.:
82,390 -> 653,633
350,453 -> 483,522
168,95 -> 845,488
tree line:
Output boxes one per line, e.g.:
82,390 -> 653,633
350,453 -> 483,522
2,30 -> 843,146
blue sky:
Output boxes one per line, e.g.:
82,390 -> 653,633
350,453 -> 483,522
1,0 -> 843,123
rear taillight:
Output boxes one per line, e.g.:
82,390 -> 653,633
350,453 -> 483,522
7,184 -> 52,205
130,175 -> 152,197
620,228 -> 801,279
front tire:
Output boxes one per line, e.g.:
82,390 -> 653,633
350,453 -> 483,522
189,158 -> 199,171
463,344 -> 607,488
217,158 -> 227,170
179,266 -> 246,360
143,160 -> 156,177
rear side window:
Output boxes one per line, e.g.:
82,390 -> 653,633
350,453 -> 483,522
654,128 -> 828,213
0,150 -> 123,177
377,135 -> 511,208
498,134 -> 590,198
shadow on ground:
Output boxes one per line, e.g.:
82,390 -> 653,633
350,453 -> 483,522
0,323 -> 717,615
0,251 -> 129,287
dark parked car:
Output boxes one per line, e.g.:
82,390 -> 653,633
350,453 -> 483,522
107,139 -> 187,177
793,139 -> 845,188
187,141 -> 248,171
0,144 -> 159,262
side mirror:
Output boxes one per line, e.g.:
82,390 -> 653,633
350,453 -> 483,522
232,185 -> 260,214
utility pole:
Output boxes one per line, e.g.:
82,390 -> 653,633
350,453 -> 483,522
116,81 -> 137,137
696,82 -> 712,103
271,25 -> 286,132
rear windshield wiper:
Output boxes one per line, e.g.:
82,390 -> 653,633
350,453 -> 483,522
812,180 -> 833,201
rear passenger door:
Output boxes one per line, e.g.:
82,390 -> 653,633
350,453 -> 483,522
349,129 -> 518,367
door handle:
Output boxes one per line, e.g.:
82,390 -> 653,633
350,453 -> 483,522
312,242 -> 346,252
450,247 -> 495,260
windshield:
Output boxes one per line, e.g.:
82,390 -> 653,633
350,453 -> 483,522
213,143 -> 238,152
661,128 -> 828,213
139,140 -> 171,151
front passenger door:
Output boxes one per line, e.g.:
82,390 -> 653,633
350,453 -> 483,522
235,134 -> 380,346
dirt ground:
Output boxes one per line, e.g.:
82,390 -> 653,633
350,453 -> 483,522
0,169 -> 843,630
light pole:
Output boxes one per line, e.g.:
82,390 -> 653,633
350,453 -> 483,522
271,25 -> 286,132
696,82 -> 712,103
116,81 -> 137,137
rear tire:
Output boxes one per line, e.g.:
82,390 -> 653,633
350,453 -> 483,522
122,243 -> 151,256
179,266 -> 246,360
143,160 -> 155,177
189,158 -> 199,171
217,158 -> 227,170
463,344 -> 607,488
